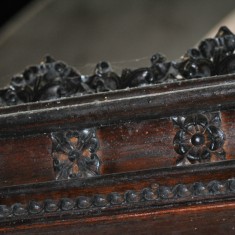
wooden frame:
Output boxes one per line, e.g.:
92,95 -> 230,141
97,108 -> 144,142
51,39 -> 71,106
1,26 -> 235,234
0,73 -> 234,234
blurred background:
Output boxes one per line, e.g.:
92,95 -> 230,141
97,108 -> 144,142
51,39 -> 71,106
0,0 -> 235,86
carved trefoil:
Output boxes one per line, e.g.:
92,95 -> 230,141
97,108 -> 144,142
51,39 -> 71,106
172,112 -> 226,166
51,128 -> 101,180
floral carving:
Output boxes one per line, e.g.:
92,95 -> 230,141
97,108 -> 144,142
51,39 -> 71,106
51,128 -> 101,180
172,112 -> 226,166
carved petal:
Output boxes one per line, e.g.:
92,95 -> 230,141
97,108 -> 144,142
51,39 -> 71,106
195,114 -> 208,128
205,126 -> 225,151
186,146 -> 200,161
173,130 -> 191,155
200,147 -> 211,161
208,112 -> 221,127
184,115 -> 196,127
78,154 -> 100,178
172,116 -> 186,128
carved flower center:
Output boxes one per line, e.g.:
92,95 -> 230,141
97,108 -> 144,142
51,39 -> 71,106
68,150 -> 79,162
191,133 -> 205,146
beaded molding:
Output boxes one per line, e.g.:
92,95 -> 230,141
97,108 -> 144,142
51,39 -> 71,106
0,178 -> 234,219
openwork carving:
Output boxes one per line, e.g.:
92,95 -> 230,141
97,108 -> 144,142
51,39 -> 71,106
51,128 -> 101,180
172,112 -> 226,165
0,178 -> 234,219
1,26 -> 235,106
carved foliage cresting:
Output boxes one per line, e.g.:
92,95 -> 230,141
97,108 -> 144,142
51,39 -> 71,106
172,112 -> 226,166
1,26 -> 235,106
51,128 -> 101,180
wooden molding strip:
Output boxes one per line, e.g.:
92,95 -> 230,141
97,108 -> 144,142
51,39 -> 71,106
0,177 -> 234,220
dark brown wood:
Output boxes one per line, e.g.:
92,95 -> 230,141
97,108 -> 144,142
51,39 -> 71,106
0,75 -> 235,234
2,202 -> 235,235
0,74 -> 235,137
98,119 -> 176,174
0,135 -> 54,187
1,109 -> 235,186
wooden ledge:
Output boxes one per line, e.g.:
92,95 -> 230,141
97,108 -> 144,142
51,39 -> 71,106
0,74 -> 234,234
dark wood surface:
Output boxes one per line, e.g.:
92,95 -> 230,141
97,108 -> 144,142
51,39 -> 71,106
0,74 -> 235,136
2,202 -> 235,235
0,135 -> 53,187
0,161 -> 234,234
0,75 -> 235,234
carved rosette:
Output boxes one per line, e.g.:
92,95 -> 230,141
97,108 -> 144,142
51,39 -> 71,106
172,112 -> 226,165
51,128 -> 101,180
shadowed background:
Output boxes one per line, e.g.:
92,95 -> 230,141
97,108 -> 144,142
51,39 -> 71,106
0,0 -> 235,86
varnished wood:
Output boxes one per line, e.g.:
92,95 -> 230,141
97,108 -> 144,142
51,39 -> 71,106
0,75 -> 235,234
0,135 -> 54,187
2,202 -> 235,235
0,75 -> 235,137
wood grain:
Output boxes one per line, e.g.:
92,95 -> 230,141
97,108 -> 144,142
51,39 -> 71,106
0,75 -> 234,234
0,135 -> 54,187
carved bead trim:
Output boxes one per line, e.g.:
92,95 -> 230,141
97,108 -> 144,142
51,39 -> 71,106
51,128 -> 101,180
0,178 -> 234,219
1,26 -> 235,106
172,112 -> 226,166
